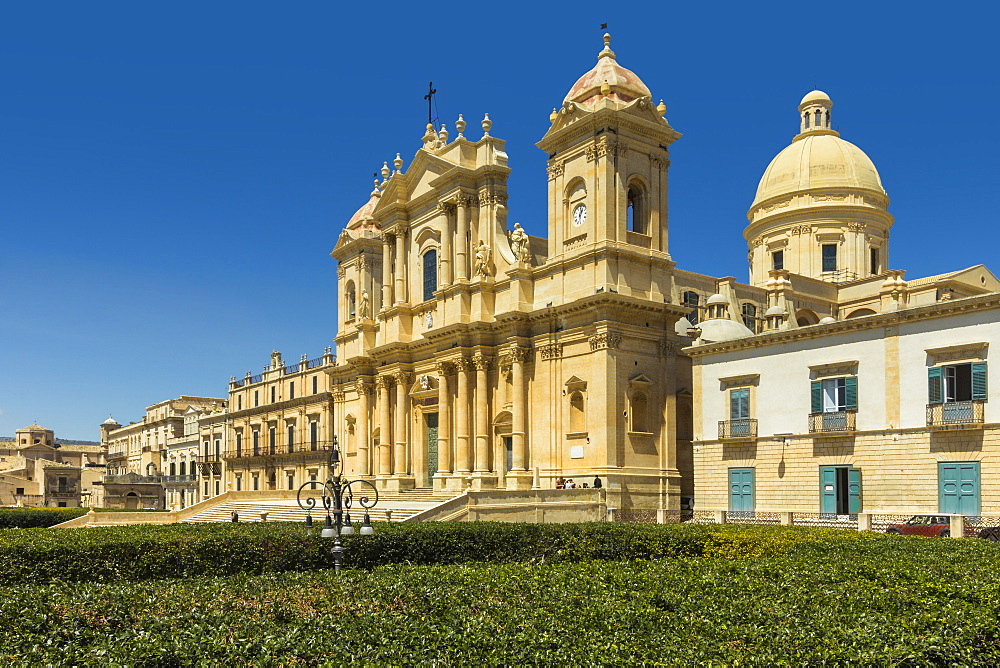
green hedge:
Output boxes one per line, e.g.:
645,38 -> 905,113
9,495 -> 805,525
0,521 -> 860,584
0,507 -> 88,528
2,535 -> 1000,664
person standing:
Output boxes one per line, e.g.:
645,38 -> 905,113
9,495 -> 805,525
230,510 -> 239,523
593,476 -> 602,489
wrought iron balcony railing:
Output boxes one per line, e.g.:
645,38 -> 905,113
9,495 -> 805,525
718,418 -> 757,440
223,441 -> 334,461
927,401 -> 986,428
162,474 -> 197,483
808,410 -> 857,434
101,474 -> 162,485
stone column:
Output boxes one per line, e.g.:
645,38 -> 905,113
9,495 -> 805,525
456,197 -> 468,280
455,357 -> 472,474
394,224 -> 408,303
394,372 -> 411,475
356,378 -> 373,476
376,375 -> 392,476
473,353 -> 492,473
439,203 -> 453,285
436,362 -> 453,475
511,347 -> 528,471
380,233 -> 393,308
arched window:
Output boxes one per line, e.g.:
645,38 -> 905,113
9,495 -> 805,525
682,291 -> 700,325
169,462 -> 176,476
804,113 -> 810,129
569,392 -> 585,433
179,460 -> 186,476
631,392 -> 649,433
825,110 -> 831,127
814,110 -> 822,126
627,184 -> 646,234
741,303 -> 757,332
423,249 -> 438,301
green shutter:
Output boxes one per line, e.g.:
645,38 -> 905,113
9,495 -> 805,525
845,376 -> 858,411
811,381 -> 823,413
928,367 -> 943,404
972,362 -> 988,401
848,468 -> 862,514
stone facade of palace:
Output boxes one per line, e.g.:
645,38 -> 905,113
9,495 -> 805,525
0,425 -> 105,507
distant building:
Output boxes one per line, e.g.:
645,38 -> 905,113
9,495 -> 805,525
0,424 -> 106,507
99,396 -> 225,509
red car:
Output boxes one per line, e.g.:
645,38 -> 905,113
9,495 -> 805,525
885,514 -> 971,538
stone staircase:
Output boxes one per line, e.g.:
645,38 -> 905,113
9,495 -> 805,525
183,487 -> 445,524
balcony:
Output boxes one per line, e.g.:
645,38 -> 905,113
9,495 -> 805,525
223,441 -> 334,465
718,419 -> 757,441
162,474 -> 197,484
809,410 -> 857,435
927,401 -> 985,430
47,489 -> 80,498
101,474 -> 162,485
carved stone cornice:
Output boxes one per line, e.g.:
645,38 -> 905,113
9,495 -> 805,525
478,192 -> 508,207
538,343 -> 563,360
589,331 -> 622,351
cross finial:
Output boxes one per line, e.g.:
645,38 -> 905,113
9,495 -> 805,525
424,81 -> 437,126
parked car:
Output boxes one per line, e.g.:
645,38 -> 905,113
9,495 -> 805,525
884,514 -> 981,538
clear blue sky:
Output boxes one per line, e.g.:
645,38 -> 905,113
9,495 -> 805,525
3,1 -> 997,440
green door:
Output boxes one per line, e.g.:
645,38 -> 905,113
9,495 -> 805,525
426,413 -> 439,479
821,467 -> 862,515
728,468 -> 754,513
939,462 -> 980,515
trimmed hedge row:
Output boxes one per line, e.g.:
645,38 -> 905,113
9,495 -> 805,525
3,536 -> 1000,664
1,521 -> 872,584
0,507 -> 88,528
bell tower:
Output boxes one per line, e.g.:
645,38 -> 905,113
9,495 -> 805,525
537,34 -> 681,263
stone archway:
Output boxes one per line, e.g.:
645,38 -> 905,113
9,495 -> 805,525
493,411 -> 513,486
125,492 -> 139,510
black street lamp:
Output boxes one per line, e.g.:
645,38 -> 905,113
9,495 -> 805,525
297,436 -> 378,573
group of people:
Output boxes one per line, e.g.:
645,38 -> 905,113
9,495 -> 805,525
556,476 -> 602,490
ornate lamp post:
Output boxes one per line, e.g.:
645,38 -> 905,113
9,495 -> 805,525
297,436 -> 378,573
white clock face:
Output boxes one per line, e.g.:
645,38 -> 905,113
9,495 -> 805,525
573,203 -> 587,226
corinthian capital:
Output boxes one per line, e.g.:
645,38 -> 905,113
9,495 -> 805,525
472,353 -> 494,371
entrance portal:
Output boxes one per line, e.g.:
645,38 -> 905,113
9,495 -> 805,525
426,413 -> 439,478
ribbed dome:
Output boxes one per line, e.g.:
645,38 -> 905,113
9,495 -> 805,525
346,192 -> 379,229
565,34 -> 651,109
751,134 -> 885,209
697,318 -> 755,343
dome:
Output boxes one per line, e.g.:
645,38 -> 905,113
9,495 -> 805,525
818,316 -> 837,325
103,416 -> 119,425
565,34 -> 652,109
765,305 -> 786,317
751,134 -> 885,209
706,293 -> 728,305
697,318 -> 755,344
800,89 -> 832,107
347,192 -> 380,229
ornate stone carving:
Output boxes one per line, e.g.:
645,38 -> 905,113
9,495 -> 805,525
538,343 -> 563,360
658,340 -> 679,356
453,356 -> 474,373
435,361 -> 455,376
472,354 -> 494,371
418,374 -> 432,390
759,198 -> 792,214
478,192 -> 508,207
331,390 -> 346,402
813,193 -> 847,202
546,162 -> 565,180
358,254 -> 371,271
375,375 -> 393,390
337,264 -> 346,278
393,371 -> 412,386
749,236 -> 763,249
847,222 -> 866,232
475,241 -> 492,277
509,346 -> 531,363
356,379 -> 375,396
438,202 -> 456,215
456,194 -> 474,208
589,332 -> 622,351
790,225 -> 812,235
649,156 -> 669,170
509,223 -> 531,263
380,231 -> 394,244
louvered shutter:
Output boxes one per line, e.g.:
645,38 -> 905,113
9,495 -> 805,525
928,367 -> 943,404
811,381 -> 823,413
845,376 -> 858,411
972,362 -> 988,401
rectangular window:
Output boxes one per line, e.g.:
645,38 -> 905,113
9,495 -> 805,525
237,395 -> 242,410
204,482 -> 210,496
310,422 -> 318,450
729,389 -> 750,420
822,244 -> 837,272
269,427 -> 276,455
289,382 -> 295,400
929,362 -> 988,404
271,387 -> 276,403
253,476 -> 259,491
811,377 -> 858,413
215,481 -> 220,496
682,291 -> 700,326
772,250 -> 784,271
254,390 -> 259,407
313,376 -> 318,394
235,433 -> 242,457
214,438 -> 220,458
252,430 -> 260,455
287,425 -> 295,453
870,247 -> 880,275
287,474 -> 295,490
236,476 -> 242,491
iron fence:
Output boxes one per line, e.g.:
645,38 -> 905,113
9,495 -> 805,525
808,410 -> 857,433
718,418 -> 757,440
927,401 -> 985,427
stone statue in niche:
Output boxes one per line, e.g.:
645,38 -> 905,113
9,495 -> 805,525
509,223 -> 531,263
475,241 -> 492,277
359,291 -> 370,319
425,311 -> 433,329
419,374 -> 431,390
